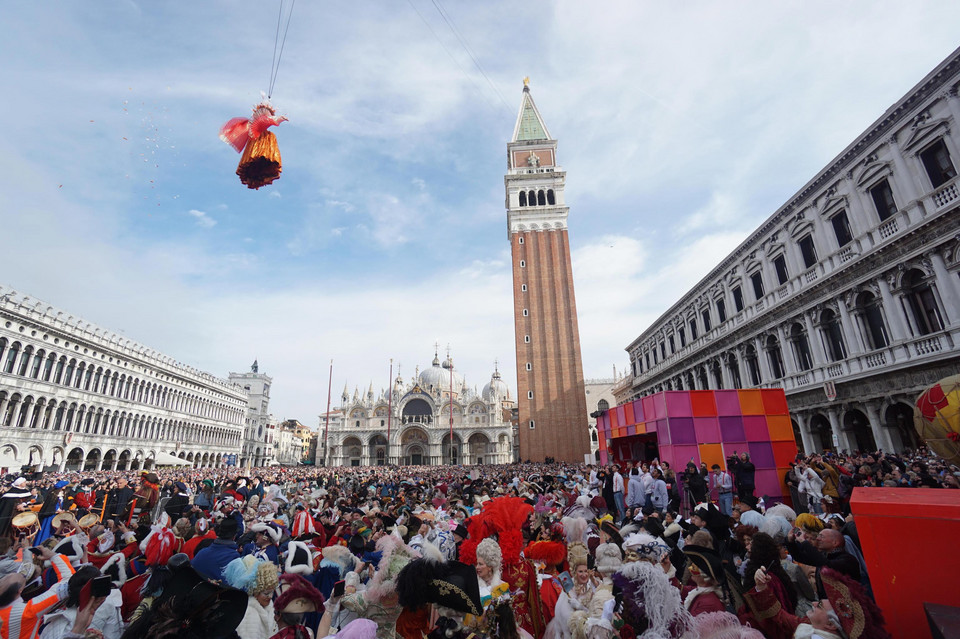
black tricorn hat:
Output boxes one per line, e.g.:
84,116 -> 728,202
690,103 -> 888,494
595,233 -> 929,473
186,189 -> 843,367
682,544 -> 726,585
397,559 -> 483,617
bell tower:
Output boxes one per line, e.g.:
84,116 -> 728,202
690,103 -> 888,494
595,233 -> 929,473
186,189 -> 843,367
505,80 -> 590,463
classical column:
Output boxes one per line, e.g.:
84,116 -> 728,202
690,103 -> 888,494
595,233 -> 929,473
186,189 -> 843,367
795,413 -> 816,455
943,88 -> 960,137
0,397 -> 8,425
754,336 -> 773,382
835,299 -> 862,357
775,326 -> 797,375
20,402 -> 35,430
927,252 -> 960,324
826,408 -> 847,452
864,403 -> 896,453
110,459 -> 119,471
95,457 -> 104,471
876,276 -> 909,342
803,312 -> 828,367
886,135 -> 921,203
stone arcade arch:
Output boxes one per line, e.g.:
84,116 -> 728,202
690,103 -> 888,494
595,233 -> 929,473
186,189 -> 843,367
884,402 -> 920,451
400,427 -> 429,466
441,433 -> 463,466
342,437 -> 363,467
66,447 -> 84,471
84,448 -> 101,471
843,408 -> 876,453
467,432 -> 490,465
369,435 -> 388,466
808,414 -> 834,452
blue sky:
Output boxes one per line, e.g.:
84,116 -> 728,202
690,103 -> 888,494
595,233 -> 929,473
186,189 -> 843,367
3,1 -> 960,425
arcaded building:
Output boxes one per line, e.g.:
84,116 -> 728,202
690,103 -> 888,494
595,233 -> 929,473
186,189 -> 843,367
615,47 -> 960,455
0,286 -> 246,473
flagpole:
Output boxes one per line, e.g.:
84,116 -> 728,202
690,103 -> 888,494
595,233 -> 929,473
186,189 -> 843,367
449,353 -> 454,465
323,360 -> 333,467
387,358 -> 393,465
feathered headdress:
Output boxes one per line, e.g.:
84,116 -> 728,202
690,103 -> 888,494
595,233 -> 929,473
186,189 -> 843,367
611,560 -> 695,638
524,541 -> 567,568
482,496 -> 533,567
457,512 -> 493,566
365,533 -> 419,602
562,516 -> 588,546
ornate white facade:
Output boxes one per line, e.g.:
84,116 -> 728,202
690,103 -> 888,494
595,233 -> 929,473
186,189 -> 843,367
615,48 -> 960,456
0,287 -> 246,473
319,351 -> 515,467
228,365 -> 274,467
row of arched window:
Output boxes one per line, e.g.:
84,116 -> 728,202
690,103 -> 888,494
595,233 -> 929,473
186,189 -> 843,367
638,270 -> 949,395
634,267 -> 947,378
518,189 -> 556,207
0,339 -> 243,424
0,391 -> 240,447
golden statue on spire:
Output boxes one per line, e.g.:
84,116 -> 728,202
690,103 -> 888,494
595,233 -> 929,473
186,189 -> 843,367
523,76 -> 530,88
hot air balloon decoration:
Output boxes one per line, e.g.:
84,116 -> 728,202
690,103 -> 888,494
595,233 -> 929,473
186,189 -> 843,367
914,374 -> 960,466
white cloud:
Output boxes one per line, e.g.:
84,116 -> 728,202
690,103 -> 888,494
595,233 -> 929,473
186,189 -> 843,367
188,209 -> 216,229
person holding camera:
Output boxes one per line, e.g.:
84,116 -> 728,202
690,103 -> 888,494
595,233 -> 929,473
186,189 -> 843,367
729,452 -> 756,501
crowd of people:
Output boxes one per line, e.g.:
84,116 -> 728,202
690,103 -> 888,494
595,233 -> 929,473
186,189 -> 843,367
0,446 -> 944,639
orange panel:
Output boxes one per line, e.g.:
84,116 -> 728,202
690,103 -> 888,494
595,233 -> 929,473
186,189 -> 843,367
624,402 -> 635,425
737,389 -> 765,415
767,415 -> 796,441
698,443 -> 724,471
635,422 -> 646,435
610,409 -> 620,429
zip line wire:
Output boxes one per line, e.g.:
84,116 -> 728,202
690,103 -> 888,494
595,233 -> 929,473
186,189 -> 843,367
268,0 -> 297,98
428,0 -> 513,114
406,0 -> 513,117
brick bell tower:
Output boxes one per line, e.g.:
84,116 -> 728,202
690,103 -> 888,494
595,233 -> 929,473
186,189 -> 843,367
505,79 -> 590,463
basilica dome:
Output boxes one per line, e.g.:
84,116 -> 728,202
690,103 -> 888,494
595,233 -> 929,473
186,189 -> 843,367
483,369 -> 510,401
419,354 -> 465,394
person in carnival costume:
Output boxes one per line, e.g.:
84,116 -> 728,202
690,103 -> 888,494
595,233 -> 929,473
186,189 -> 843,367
224,555 -> 281,639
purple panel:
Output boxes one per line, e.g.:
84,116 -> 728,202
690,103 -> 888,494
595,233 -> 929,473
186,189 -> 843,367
673,445 -> 700,467
626,425 -> 636,436
743,416 -> 770,442
748,441 -> 775,469
694,417 -> 721,444
719,416 -> 745,441
665,392 -> 692,417
669,417 -> 696,444
632,399 -> 645,422
656,420 -> 670,445
715,390 -> 742,416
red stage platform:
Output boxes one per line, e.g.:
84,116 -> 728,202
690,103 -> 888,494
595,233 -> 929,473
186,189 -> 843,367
850,488 -> 960,639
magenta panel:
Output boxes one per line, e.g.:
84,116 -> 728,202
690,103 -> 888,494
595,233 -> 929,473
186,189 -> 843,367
719,416 -> 745,441
722,441 -> 747,461
665,392 -> 692,417
652,394 -> 666,420
754,469 -> 782,499
693,417 -> 720,443
715,390 -> 742,416
748,441 -> 775,469
669,417 -> 696,444
632,399 -> 645,422
658,445 -> 673,466
673,445 -> 700,467
641,396 -> 655,421
743,416 -> 770,442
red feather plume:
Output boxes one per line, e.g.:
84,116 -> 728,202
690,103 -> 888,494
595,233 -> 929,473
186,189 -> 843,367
483,497 -> 533,567
524,541 -> 567,567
